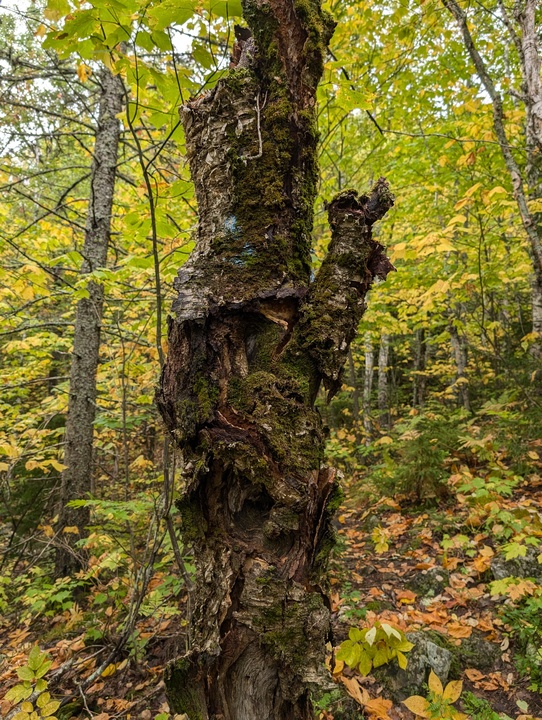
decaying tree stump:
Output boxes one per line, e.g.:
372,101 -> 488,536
157,0 -> 394,715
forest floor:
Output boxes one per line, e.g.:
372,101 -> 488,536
1,476 -> 542,719
326,473 -> 542,720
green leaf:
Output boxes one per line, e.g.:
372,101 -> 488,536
16,666 -> 35,681
5,684 -> 33,703
336,640 -> 361,668
37,692 -> 51,708
39,700 -> 61,717
135,30 -> 155,52
209,0 -> 243,17
27,645 -> 44,671
35,679 -> 47,693
44,0 -> 70,21
147,0 -> 198,31
151,30 -> 173,51
372,646 -> 391,668
357,650 -> 372,676
397,650 -> 408,670
348,627 -> 364,642
397,639 -> 415,652
35,660 -> 52,679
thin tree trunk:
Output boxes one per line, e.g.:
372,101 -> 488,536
449,320 -> 470,412
412,328 -> 427,407
443,0 -> 542,350
515,0 -> 542,342
347,348 -> 361,442
377,333 -> 390,427
55,69 -> 124,576
362,334 -> 374,437
156,2 -> 394,712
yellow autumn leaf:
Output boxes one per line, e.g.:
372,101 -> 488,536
62,526 -> 80,534
402,695 -> 431,717
47,459 -> 68,472
77,63 -> 92,83
101,663 -> 117,678
443,679 -> 462,703
428,670 -> 443,695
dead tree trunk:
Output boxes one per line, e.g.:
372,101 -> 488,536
156,1 -> 394,714
55,68 -> 124,576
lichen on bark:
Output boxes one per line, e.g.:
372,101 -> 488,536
156,0 -> 394,716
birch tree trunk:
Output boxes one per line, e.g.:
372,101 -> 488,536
347,348 -> 361,443
55,69 -> 124,576
156,1 -> 394,714
515,0 -> 542,340
377,333 -> 390,427
443,0 -> 542,348
362,334 -> 375,437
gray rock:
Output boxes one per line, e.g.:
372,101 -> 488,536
491,547 -> 542,583
458,631 -> 500,673
407,567 -> 450,597
374,631 -> 452,701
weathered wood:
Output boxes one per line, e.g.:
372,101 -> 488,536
157,0 -> 394,715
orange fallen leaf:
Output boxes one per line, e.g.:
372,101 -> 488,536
365,696 -> 393,719
340,675 -> 365,706
396,589 -> 417,605
446,621 -> 472,639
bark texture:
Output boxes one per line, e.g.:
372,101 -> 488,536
377,333 -> 390,427
156,0 -> 394,715
362,333 -> 374,438
56,69 -> 124,576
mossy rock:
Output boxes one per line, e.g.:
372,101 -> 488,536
425,629 -> 500,676
406,566 -> 450,597
373,631 -> 452,701
491,548 -> 542,583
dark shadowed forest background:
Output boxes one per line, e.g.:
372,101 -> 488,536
1,0 -> 542,718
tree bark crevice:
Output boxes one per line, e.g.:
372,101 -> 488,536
157,0 -> 394,715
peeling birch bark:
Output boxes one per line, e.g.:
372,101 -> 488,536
157,0 -> 394,715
